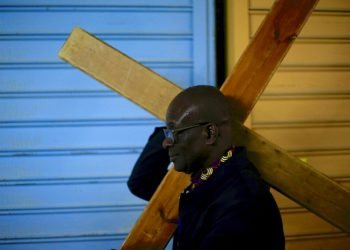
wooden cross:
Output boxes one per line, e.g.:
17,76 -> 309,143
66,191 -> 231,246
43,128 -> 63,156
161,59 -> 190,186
58,0 -> 350,248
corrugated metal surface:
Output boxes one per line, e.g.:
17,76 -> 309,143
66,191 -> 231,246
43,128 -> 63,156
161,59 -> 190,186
0,0 -> 216,249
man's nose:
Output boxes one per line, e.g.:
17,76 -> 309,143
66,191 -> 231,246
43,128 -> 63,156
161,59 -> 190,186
162,137 -> 174,149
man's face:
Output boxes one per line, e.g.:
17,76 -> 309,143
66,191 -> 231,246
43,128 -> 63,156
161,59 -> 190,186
164,102 -> 207,174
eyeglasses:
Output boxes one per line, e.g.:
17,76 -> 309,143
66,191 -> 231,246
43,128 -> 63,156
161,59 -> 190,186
163,122 -> 210,143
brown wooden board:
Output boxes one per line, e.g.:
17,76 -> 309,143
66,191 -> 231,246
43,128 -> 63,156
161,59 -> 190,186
221,0 -> 321,122
58,0 -> 350,247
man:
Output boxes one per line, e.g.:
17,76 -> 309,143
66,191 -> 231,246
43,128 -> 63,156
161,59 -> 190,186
128,85 -> 285,249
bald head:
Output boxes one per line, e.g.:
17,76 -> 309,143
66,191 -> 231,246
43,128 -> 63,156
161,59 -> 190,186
167,85 -> 232,125
164,85 -> 234,173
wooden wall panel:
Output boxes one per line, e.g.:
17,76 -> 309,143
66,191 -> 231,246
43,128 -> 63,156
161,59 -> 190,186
250,12 -> 350,38
282,42 -> 350,66
227,0 -> 350,248
265,68 -> 350,95
255,126 -> 350,151
250,0 -> 350,11
282,212 -> 341,236
286,236 -> 350,250
253,98 -> 350,124
295,152 -> 350,178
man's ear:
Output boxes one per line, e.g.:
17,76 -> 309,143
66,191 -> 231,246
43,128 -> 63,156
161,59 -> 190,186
205,123 -> 218,145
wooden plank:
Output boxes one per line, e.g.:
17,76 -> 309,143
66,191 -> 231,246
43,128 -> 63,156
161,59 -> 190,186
58,27 -> 182,121
220,0 -> 320,122
250,0 -> 350,12
253,98 -> 350,124
297,153 -> 350,178
255,126 -> 350,151
265,68 -> 350,95
283,42 -> 350,66
286,235 -> 350,250
251,13 -> 350,38
282,211 -> 342,236
59,27 -> 350,250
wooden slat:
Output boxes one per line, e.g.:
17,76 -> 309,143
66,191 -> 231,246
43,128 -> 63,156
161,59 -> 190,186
285,235 -> 350,250
283,42 -> 350,66
250,13 -> 350,38
297,153 -> 350,178
265,69 -> 350,95
282,211 -> 341,236
272,189 -> 300,209
253,98 -> 350,124
250,0 -> 350,12
255,126 -> 350,151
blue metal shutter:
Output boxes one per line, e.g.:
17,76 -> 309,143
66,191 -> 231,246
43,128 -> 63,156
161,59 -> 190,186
0,0 -> 216,249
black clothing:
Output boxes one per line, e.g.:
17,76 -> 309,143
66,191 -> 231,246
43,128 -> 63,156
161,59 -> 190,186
127,127 -> 285,250
175,146 -> 285,250
127,127 -> 169,200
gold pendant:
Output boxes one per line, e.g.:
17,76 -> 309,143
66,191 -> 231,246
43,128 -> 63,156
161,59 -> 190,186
200,167 -> 214,180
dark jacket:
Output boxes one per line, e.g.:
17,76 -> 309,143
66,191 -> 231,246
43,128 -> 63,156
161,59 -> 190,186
128,128 -> 285,250
127,127 -> 169,200
175,146 -> 285,250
